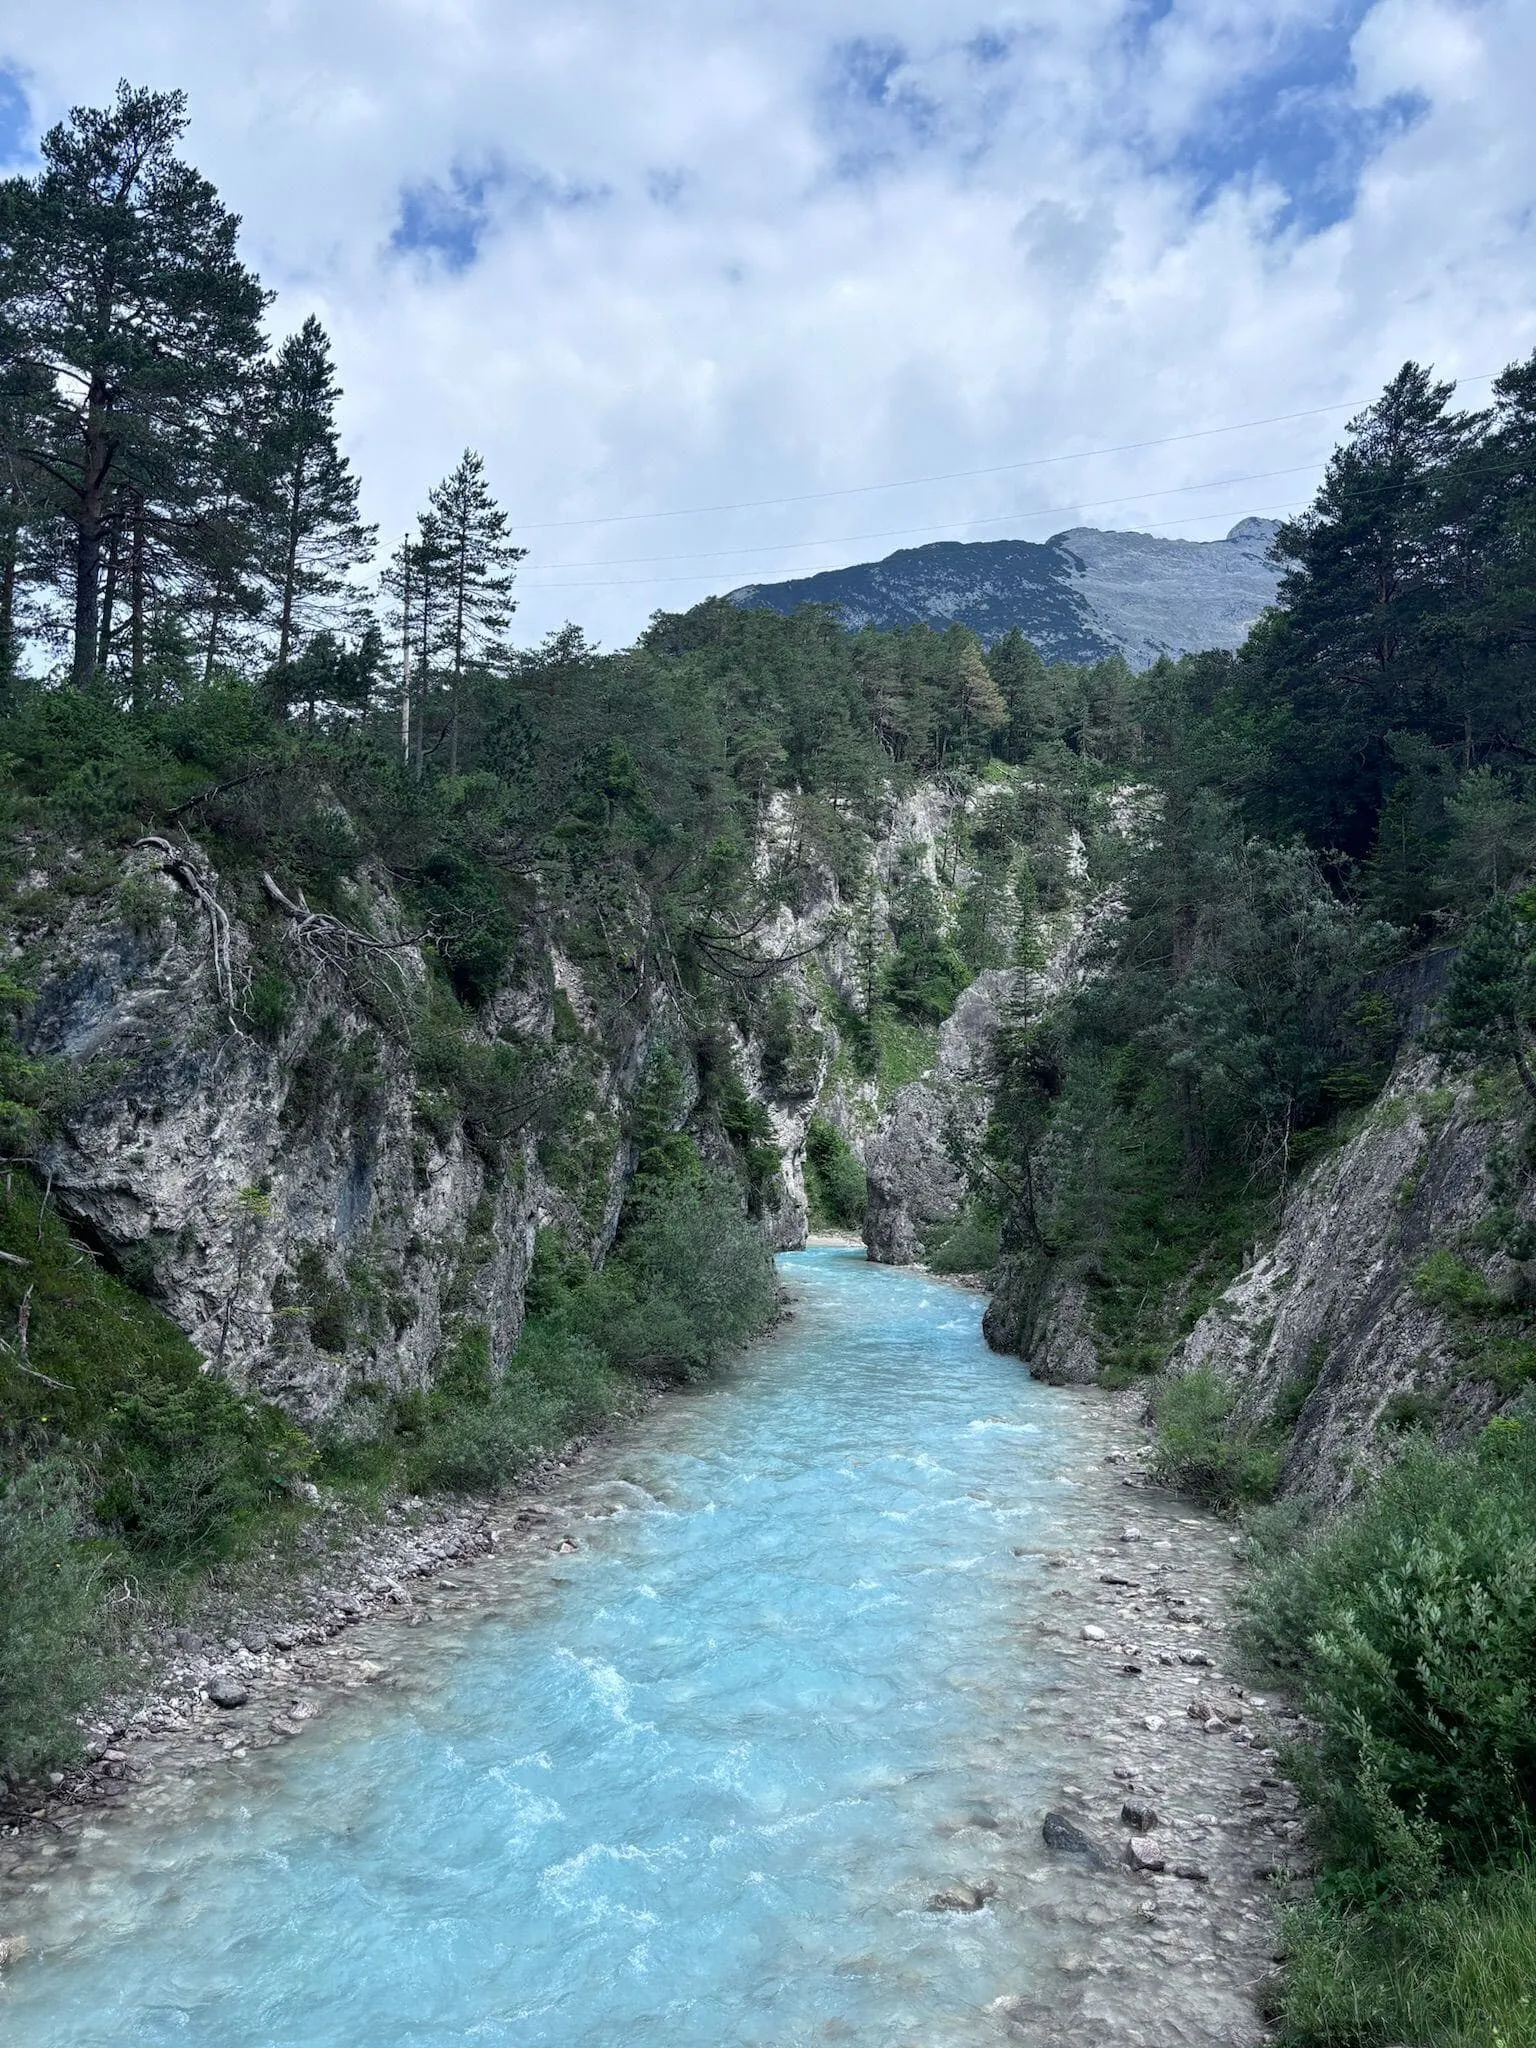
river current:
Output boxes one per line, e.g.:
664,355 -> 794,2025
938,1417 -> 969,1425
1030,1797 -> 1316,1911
3,1247 -> 1277,2046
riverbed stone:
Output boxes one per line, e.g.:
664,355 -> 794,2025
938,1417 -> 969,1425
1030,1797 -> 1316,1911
927,1879 -> 998,1912
1041,1811 -> 1107,1865
207,1679 -> 249,1709
1126,1834 -> 1167,1872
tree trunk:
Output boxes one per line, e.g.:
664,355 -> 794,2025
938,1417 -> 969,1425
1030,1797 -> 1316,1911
129,500 -> 147,710
70,395 -> 112,689
277,464 -> 303,673
203,591 -> 223,686
72,521 -> 103,688
0,481 -> 16,687
97,517 -> 120,673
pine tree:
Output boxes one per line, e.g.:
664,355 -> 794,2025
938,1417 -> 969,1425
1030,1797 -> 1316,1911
425,449 -> 525,774
0,83 -> 269,686
261,315 -> 374,678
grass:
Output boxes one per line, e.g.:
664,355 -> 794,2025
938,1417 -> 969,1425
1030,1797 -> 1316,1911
1280,1863 -> 1536,2046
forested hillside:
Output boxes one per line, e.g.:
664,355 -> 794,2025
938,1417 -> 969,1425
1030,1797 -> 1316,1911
5,82 -> 1536,2045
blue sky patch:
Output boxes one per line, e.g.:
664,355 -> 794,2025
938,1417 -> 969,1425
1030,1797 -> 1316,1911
819,36 -> 939,180
1162,8 -> 1429,234
0,63 -> 32,166
391,158 -> 607,269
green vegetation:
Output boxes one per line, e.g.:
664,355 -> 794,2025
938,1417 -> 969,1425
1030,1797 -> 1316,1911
804,1116 -> 866,1231
1152,1369 -> 1284,1508
1243,1417 -> 1536,2044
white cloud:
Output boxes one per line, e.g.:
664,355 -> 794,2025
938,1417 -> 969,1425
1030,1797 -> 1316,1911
1,0 -> 1531,645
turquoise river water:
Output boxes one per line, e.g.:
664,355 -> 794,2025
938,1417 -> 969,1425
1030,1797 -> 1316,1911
1,1247 -> 1268,2046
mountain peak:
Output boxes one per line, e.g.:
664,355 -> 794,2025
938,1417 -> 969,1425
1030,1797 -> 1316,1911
730,517 -> 1282,669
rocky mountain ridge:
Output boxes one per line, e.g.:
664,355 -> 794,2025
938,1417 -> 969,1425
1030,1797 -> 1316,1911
730,518 -> 1283,669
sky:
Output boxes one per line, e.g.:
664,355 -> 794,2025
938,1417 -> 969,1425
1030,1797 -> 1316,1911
0,0 -> 1532,649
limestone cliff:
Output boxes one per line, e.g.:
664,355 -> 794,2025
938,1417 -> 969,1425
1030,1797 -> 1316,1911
11,828 -> 825,1426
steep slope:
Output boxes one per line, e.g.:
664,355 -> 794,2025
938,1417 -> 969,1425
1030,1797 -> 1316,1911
730,518 -> 1281,667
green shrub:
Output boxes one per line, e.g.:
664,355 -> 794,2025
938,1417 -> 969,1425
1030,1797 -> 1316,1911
927,1200 -> 1001,1275
1,1176 -> 310,1570
1279,1858 -> 1536,2047
1152,1368 -> 1282,1507
1414,1248 -> 1498,1315
0,1464 -> 113,1779
804,1115 -> 866,1230
394,1321 -> 618,1495
1244,1416 -> 1536,1883
584,1167 -> 778,1379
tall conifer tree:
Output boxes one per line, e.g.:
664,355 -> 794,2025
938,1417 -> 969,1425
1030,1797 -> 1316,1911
261,315 -> 374,681
0,83 -> 269,685
425,449 -> 526,774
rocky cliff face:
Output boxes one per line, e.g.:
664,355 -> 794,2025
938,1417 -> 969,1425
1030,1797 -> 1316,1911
14,830 -> 820,1427
862,968 -> 1027,1263
1162,1053 -> 1522,1504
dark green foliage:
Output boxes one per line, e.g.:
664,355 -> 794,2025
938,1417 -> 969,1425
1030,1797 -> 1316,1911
1244,1418 -> 1536,2039
804,1116 -> 866,1230
884,859 -> 969,1024
586,1167 -> 778,1380
926,1200 -> 1000,1276
1436,888 -> 1536,1102
0,1177 -> 310,1573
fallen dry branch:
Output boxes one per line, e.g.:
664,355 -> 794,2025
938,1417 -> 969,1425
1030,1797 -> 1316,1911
259,874 -> 425,990
135,836 -> 239,1011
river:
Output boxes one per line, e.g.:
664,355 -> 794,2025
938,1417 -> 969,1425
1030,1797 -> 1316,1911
1,1247 -> 1284,2045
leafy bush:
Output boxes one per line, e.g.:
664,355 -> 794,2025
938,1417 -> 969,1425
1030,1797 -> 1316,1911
1,1176 -> 310,1570
1279,1859 -> 1536,2047
1244,1416 -> 1536,1883
804,1115 -> 866,1230
391,1321 -> 619,1495
1152,1368 -> 1282,1507
583,1167 -> 778,1379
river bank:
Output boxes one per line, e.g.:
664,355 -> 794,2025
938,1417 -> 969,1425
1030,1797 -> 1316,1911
0,1252 -> 1297,2044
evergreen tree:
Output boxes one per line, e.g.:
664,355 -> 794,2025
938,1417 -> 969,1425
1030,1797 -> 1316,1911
261,315 -> 374,677
1250,363 -> 1477,849
425,449 -> 525,774
0,83 -> 269,685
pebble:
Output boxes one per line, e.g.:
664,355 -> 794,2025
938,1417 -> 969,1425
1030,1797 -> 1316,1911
1081,1624 -> 1107,1642
1121,1801 -> 1159,1832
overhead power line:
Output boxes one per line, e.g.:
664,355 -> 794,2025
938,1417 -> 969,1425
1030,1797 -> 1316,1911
511,372 -> 1499,535
526,458 -> 1328,578
519,493 -> 1317,593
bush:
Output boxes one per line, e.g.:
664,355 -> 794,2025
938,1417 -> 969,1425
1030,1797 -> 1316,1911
0,1464 -> 112,1779
927,1200 -> 1001,1275
394,1321 -> 618,1495
1152,1368 -> 1282,1508
804,1115 -> 866,1230
1244,1416 -> 1536,1883
585,1167 -> 778,1379
1,1175 -> 310,1570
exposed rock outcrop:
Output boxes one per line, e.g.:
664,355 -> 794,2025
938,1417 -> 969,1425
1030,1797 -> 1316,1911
1163,1053 -> 1522,1503
863,968 -> 1030,1263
